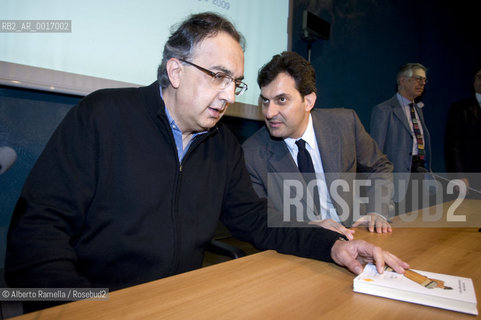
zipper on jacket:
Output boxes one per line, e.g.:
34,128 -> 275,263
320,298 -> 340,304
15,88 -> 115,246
170,128 -> 217,273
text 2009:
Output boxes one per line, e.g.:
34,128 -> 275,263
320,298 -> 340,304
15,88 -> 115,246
198,0 -> 230,10
212,0 -> 230,10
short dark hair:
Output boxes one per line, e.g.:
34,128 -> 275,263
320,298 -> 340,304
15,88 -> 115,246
157,12 -> 245,88
257,51 -> 317,97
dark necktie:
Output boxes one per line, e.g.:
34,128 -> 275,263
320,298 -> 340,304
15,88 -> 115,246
296,139 -> 315,173
409,103 -> 425,160
295,139 -> 319,215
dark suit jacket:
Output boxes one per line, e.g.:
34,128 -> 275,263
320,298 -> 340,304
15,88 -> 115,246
445,97 -> 481,173
242,108 -> 393,227
370,94 -> 431,173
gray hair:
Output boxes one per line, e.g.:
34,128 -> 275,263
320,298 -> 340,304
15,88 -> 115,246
157,12 -> 245,88
396,63 -> 427,85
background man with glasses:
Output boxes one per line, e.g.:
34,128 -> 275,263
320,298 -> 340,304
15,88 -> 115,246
370,63 -> 431,211
5,12 -> 408,313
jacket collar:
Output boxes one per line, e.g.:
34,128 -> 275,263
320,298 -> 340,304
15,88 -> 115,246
392,94 -> 413,134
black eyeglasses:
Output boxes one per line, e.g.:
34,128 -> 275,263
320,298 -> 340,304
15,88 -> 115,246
179,59 -> 248,96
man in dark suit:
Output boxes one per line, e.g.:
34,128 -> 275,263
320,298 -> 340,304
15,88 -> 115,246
370,63 -> 431,208
242,51 -> 393,237
445,68 -> 481,191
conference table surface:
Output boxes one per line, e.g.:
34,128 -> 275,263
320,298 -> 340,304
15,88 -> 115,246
12,200 -> 481,319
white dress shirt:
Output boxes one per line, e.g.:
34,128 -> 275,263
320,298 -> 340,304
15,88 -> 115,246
284,114 -> 340,222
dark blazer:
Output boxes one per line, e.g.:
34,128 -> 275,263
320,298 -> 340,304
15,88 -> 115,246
242,108 -> 393,227
445,97 -> 481,173
370,94 -> 431,173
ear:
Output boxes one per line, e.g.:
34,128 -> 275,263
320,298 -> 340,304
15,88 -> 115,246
304,92 -> 317,112
398,76 -> 408,87
166,58 -> 183,89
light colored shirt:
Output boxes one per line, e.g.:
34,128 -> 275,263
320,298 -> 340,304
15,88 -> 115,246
284,114 -> 339,222
475,92 -> 481,107
397,93 -> 425,156
160,86 -> 206,161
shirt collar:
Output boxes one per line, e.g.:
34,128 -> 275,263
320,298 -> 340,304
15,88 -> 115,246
284,113 -> 315,151
397,92 -> 413,107
160,87 -> 177,128
159,85 -> 207,136
476,92 -> 481,106
396,92 -> 424,109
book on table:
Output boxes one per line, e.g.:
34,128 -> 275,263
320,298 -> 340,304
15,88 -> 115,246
353,263 -> 478,315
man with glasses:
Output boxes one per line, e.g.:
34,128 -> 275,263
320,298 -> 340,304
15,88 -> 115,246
6,12 -> 408,312
371,63 -> 431,174
370,63 -> 431,211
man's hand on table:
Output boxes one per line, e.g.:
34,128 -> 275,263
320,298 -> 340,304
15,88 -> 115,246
330,238 -> 409,275
352,213 -> 392,234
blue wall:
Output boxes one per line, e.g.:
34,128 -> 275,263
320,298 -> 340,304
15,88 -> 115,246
0,86 -> 80,268
291,0 -> 481,172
